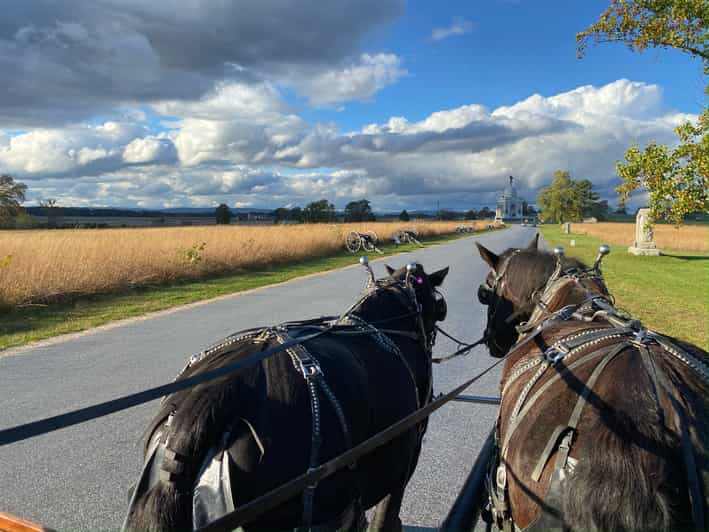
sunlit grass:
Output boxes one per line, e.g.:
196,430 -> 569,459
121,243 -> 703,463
569,222 -> 708,252
0,228 -> 501,351
0,221 -> 490,308
540,225 -> 708,350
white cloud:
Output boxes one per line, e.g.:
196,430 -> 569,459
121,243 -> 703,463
16,79 -> 696,211
294,54 -> 407,105
123,137 -> 177,164
430,17 -> 474,41
0,0 -> 403,127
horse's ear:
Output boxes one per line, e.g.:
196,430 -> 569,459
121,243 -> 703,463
428,266 -> 449,287
385,264 -> 396,276
527,234 -> 539,250
475,242 -> 499,269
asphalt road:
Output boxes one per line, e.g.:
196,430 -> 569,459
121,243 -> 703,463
0,225 -> 538,531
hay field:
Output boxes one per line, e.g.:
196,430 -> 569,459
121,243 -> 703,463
0,221 -> 487,307
569,222 -> 708,252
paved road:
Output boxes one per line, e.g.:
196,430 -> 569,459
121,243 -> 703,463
0,226 -> 538,531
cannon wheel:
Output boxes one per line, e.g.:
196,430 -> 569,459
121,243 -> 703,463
362,231 -> 378,252
345,231 -> 362,253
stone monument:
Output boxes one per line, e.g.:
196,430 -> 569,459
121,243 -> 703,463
628,208 -> 660,256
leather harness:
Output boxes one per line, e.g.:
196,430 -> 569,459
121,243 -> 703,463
125,272 -> 438,532
481,264 -> 709,532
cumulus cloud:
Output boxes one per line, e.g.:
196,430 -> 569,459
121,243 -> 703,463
123,137 -> 177,165
293,54 -> 407,105
15,79 -> 695,211
0,0 -> 403,127
430,17 -> 474,41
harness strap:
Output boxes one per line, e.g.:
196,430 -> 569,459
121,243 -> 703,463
531,341 -> 629,482
272,328 -> 363,532
646,345 -> 706,531
501,345 -> 611,455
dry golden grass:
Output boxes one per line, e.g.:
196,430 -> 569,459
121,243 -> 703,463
0,221 -> 489,307
569,222 -> 708,252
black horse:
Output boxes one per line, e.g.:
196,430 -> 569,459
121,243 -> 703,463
123,262 -> 449,532
475,236 -> 708,531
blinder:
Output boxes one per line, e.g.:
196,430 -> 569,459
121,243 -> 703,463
478,283 -> 494,306
435,291 -> 447,322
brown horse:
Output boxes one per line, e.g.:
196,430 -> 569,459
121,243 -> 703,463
475,236 -> 708,532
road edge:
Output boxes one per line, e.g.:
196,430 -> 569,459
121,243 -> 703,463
2,232 -> 505,358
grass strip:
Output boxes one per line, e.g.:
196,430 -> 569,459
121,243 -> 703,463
1,232 -> 479,351
539,225 -> 709,350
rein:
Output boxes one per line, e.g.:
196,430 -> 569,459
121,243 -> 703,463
0,269 -> 442,447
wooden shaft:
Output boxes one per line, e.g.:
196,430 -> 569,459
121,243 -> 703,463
0,512 -> 54,532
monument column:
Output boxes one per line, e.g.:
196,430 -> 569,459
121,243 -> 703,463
628,208 -> 661,256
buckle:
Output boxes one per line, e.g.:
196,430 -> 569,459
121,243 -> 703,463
299,357 -> 322,379
557,304 -> 577,321
544,343 -> 570,364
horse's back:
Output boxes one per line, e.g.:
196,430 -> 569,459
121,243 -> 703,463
498,323 -> 709,531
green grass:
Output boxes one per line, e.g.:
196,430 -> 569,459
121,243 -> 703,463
0,232 -> 482,352
540,226 -> 709,350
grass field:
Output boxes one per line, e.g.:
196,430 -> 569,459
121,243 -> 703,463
569,222 -> 708,252
0,220 -> 489,309
540,225 -> 708,350
0,228 -> 496,351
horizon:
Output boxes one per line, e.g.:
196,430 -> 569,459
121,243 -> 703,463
1,1 -> 704,212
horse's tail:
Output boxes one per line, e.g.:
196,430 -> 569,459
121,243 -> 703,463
124,368 -> 249,532
562,352 -> 690,532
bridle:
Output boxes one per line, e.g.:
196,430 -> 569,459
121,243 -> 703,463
476,249 -> 536,353
340,260 -> 446,355
477,247 -> 612,352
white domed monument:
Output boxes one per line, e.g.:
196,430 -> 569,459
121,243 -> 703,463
495,175 -> 524,222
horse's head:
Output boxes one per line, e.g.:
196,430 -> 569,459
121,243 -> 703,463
475,234 -> 597,357
383,263 -> 449,338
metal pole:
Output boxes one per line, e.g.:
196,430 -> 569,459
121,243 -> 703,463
452,394 -> 500,405
440,429 -> 495,532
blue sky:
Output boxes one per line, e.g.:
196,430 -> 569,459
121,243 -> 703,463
307,0 -> 704,129
0,0 -> 705,211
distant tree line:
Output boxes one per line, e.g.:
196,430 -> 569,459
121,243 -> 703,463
272,199 -> 338,223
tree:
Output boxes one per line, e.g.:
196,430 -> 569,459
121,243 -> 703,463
439,209 -> 459,221
577,0 -> 709,64
578,0 -> 709,225
344,199 -> 375,222
273,207 -> 291,222
537,170 -> 604,223
289,206 -> 304,222
303,199 -> 335,223
214,204 -> 233,225
478,206 -> 494,219
0,174 -> 28,228
616,115 -> 709,224
399,209 -> 410,221
464,209 -> 477,220
39,198 -> 62,228
524,204 -> 537,216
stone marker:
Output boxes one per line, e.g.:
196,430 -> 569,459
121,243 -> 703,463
628,208 -> 661,256
563,222 -> 571,234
